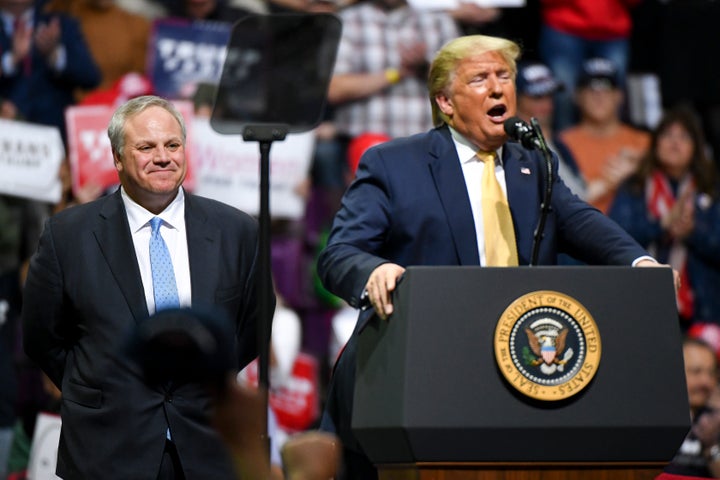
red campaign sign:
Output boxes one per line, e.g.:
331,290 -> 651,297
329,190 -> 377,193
242,352 -> 320,433
65,102 -> 196,198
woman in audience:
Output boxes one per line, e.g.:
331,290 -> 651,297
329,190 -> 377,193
609,106 -> 720,326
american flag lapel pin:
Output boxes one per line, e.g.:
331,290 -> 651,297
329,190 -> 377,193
521,167 -> 531,175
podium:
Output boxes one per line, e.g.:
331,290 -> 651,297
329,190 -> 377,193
353,266 -> 690,479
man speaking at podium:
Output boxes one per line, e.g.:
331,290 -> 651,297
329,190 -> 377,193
317,34 -> 678,479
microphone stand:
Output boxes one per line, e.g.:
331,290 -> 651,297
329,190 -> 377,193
529,117 -> 554,266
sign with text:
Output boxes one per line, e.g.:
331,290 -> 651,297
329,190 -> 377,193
148,18 -> 231,99
0,118 -> 64,203
191,118 -> 315,219
65,101 -> 196,197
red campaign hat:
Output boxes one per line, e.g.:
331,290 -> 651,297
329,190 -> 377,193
688,322 -> 720,361
79,88 -> 119,107
80,73 -> 154,107
347,132 -> 391,174
115,72 -> 154,101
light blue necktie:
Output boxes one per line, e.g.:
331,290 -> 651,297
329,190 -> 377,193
149,217 -> 179,312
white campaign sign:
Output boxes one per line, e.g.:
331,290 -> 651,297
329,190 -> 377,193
0,119 -> 64,203
191,119 -> 315,219
27,412 -> 62,480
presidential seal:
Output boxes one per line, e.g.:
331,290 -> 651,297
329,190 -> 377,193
493,290 -> 601,401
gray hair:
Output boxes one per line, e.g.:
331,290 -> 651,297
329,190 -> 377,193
107,95 -> 187,158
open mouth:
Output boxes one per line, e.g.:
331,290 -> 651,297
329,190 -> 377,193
487,104 -> 507,121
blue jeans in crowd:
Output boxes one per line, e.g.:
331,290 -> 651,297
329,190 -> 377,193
539,24 -> 630,132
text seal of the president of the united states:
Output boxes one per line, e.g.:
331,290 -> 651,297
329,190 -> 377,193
494,290 -> 601,401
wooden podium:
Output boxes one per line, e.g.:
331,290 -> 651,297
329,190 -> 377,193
377,461 -> 665,479
353,267 -> 689,479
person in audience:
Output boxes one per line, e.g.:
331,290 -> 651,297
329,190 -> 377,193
327,0 -> 460,141
0,0 -> 101,140
281,431 -> 341,480
43,0 -> 151,102
312,0 -> 460,232
664,337 -> 720,477
689,323 -> 720,364
539,0 -> 640,131
557,57 -> 650,213
609,106 -> 720,325
514,60 -> 586,198
214,379 -> 342,480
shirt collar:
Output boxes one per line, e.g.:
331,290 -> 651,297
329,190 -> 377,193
448,126 -> 504,166
121,187 -> 185,234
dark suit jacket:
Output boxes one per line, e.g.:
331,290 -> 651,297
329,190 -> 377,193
319,125 -> 648,321
22,190 -> 265,480
0,10 -> 101,136
316,125 -> 651,465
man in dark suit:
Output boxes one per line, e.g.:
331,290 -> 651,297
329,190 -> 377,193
22,95 -> 269,479
317,34 -> 678,479
0,0 -> 101,139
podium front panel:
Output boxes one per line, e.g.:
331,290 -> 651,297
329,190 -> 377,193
353,266 -> 689,464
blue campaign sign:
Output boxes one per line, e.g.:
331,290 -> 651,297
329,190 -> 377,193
148,18 -> 232,99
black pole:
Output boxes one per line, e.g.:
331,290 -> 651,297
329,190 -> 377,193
257,138 -> 272,391
243,125 -> 286,389
529,117 -> 554,266
243,125 -> 287,469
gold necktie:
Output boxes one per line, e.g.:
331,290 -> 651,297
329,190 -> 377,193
478,151 -> 518,266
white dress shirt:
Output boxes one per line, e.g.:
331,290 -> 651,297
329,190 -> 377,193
449,126 -> 508,266
448,127 -> 654,267
121,187 -> 192,314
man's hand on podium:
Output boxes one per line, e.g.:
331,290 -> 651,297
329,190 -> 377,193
364,263 -> 406,321
634,259 -> 681,293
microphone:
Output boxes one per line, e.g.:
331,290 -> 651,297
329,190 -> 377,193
503,116 -> 555,266
503,116 -> 540,150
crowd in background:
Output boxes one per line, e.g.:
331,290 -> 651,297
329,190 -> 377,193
2,0 -> 720,478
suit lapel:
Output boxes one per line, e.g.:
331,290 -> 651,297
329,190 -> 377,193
94,192 -> 221,319
427,128 -> 480,265
503,145 -> 541,264
184,195 -> 220,307
94,191 -> 149,322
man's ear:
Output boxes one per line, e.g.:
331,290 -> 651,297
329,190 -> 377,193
113,150 -> 123,172
435,93 -> 454,117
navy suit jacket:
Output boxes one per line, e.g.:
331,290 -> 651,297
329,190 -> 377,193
319,125 -> 648,326
0,10 -> 100,136
22,190 -> 265,480
316,126 -> 652,465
